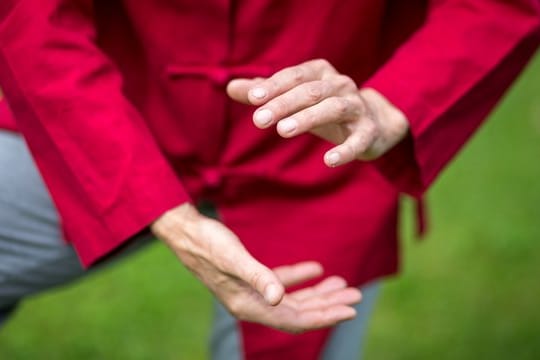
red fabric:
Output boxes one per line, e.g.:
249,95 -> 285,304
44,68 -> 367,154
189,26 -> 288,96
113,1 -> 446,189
0,1 -> 538,359
0,96 -> 15,131
367,0 -> 540,197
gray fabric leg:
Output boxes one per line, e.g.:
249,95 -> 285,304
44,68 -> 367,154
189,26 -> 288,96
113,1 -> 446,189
210,301 -> 243,360
0,131 -> 152,317
0,131 -> 86,309
320,282 -> 380,360
209,282 -> 380,360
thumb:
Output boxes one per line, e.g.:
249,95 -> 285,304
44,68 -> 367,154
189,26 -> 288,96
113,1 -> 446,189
229,253 -> 285,306
226,78 -> 265,104
205,218 -> 285,305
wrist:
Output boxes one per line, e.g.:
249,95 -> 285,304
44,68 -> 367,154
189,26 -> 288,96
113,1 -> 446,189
360,87 -> 409,150
150,202 -> 200,241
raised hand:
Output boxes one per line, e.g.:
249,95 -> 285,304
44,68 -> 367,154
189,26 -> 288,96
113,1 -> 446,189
227,59 -> 409,166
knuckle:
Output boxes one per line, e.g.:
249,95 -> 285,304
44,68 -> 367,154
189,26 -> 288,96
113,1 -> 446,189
271,97 -> 289,116
332,97 -> 349,116
312,58 -> 331,70
305,83 -> 324,102
290,66 -> 305,83
336,74 -> 357,91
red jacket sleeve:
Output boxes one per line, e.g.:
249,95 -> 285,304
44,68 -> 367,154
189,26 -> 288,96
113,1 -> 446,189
365,0 -> 540,197
0,1 -> 191,266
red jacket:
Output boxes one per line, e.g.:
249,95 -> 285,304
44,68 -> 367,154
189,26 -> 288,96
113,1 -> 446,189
1,1 -> 538,359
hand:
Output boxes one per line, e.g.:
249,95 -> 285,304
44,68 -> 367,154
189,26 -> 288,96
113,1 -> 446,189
151,203 -> 362,333
227,59 -> 409,166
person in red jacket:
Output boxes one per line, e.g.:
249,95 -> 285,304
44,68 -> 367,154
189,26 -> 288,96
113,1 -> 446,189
0,1 -> 539,359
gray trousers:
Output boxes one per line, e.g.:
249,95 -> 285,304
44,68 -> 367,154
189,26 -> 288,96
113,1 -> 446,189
0,130 -> 378,359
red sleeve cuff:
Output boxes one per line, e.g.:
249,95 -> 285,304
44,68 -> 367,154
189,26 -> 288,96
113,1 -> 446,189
66,160 -> 192,268
363,2 -> 540,196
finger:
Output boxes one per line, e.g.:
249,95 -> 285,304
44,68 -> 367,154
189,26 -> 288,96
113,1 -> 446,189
230,255 -> 285,306
227,78 -> 265,104
252,80 -> 336,129
254,74 -> 358,129
247,59 -> 335,106
296,287 -> 362,311
287,305 -> 357,333
324,119 -> 379,166
275,96 -> 360,138
291,275 -> 347,301
273,261 -> 323,288
229,290 -> 357,333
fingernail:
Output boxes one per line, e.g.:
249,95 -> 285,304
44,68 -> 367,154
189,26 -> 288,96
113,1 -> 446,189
254,109 -> 273,127
250,87 -> 267,99
264,283 -> 281,305
326,152 -> 340,166
277,118 -> 297,134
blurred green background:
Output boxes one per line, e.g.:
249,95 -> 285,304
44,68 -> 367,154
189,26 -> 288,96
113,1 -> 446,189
1,53 -> 539,359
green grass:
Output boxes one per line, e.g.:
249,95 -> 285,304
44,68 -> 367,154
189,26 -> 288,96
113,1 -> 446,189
366,53 -> 540,360
1,54 -> 540,359
0,248 -> 213,360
